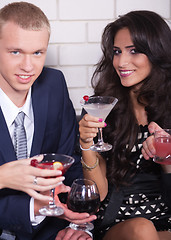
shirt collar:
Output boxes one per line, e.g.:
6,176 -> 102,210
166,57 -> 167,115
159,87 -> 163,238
0,88 -> 33,128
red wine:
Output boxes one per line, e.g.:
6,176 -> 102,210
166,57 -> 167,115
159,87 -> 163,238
67,193 -> 100,214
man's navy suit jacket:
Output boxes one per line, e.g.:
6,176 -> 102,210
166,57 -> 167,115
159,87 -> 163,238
0,67 -> 82,239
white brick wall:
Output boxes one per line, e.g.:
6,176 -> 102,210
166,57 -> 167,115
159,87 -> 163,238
0,0 -> 170,114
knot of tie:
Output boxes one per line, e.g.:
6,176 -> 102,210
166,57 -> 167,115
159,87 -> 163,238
14,111 -> 25,127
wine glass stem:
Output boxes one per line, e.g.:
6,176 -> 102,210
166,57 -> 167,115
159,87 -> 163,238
49,188 -> 56,207
98,128 -> 104,145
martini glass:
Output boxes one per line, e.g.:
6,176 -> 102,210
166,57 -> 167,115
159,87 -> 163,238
31,153 -> 75,216
81,96 -> 118,152
153,129 -> 171,165
67,178 -> 100,231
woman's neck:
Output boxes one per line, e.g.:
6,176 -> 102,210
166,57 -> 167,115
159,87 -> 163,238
130,90 -> 148,126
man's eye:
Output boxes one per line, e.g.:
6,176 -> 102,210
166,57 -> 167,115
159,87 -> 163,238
34,51 -> 41,56
11,51 -> 19,55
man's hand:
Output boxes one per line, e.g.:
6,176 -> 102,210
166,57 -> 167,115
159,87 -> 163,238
55,184 -> 97,224
34,182 -> 97,220
55,227 -> 92,240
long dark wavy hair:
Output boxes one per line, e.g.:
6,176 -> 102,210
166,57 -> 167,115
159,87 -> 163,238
91,10 -> 171,187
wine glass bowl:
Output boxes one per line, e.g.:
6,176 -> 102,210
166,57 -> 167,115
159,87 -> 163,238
153,129 -> 171,165
81,96 -> 118,152
67,178 -> 100,231
31,153 -> 75,216
37,153 -> 74,175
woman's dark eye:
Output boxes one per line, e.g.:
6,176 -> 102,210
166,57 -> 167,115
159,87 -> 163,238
130,48 -> 139,54
113,49 -> 121,55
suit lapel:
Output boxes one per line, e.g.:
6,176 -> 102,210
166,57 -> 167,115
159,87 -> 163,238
30,80 -> 49,157
0,108 -> 16,163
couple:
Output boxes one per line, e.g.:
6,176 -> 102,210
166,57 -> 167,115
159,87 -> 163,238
0,2 -> 170,240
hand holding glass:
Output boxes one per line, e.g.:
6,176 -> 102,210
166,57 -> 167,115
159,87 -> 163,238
81,96 -> 118,152
153,129 -> 171,165
31,153 -> 74,216
67,178 -> 100,231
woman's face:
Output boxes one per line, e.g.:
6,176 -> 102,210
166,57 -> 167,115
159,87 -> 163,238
113,28 -> 152,88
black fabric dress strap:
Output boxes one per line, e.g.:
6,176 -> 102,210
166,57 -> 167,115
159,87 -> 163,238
100,187 -> 123,227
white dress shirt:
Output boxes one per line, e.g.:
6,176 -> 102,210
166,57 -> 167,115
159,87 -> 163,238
0,88 -> 45,225
0,87 -> 34,156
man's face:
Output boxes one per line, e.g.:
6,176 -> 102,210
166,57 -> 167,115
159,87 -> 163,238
0,21 -> 49,99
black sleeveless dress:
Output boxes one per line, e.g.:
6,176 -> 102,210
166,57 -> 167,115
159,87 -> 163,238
94,125 -> 171,239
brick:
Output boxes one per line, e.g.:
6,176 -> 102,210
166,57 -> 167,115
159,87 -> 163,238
88,21 -> 111,42
50,21 -> 86,43
57,66 -> 87,87
88,66 -> 96,87
45,45 -> 58,66
59,44 -> 102,65
59,0 -> 114,20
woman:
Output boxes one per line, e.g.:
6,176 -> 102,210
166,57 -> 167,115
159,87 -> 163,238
79,10 -> 171,240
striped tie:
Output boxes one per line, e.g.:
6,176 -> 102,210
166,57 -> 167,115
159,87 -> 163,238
14,111 -> 27,159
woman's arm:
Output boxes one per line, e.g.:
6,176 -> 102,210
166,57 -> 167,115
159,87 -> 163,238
79,114 -> 108,200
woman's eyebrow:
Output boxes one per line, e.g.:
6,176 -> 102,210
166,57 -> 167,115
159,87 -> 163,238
113,45 -> 134,49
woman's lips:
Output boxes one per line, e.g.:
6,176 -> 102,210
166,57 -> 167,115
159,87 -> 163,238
119,70 -> 134,77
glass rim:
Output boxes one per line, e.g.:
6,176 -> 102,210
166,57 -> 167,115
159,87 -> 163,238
34,153 -> 75,164
73,178 -> 97,186
80,95 -> 118,105
154,129 -> 171,134
154,129 -> 171,138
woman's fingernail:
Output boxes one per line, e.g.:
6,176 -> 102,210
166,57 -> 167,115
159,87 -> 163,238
151,149 -> 156,155
99,118 -> 103,122
104,123 -> 107,127
59,176 -> 65,182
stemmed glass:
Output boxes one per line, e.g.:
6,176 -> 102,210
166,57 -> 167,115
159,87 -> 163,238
81,96 -> 118,152
31,153 -> 75,216
153,129 -> 171,165
67,178 -> 100,231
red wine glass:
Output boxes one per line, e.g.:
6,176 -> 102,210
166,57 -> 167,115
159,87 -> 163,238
67,178 -> 100,231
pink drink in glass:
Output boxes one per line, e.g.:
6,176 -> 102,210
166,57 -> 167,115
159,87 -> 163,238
154,130 -> 171,165
31,154 -> 74,216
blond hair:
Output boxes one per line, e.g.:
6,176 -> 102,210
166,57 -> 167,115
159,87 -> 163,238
0,2 -> 50,36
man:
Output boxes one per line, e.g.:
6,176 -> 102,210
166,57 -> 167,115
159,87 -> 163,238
0,2 -> 94,239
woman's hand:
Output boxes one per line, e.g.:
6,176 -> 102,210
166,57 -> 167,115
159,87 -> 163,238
142,122 -> 162,160
55,227 -> 92,240
0,158 -> 64,201
142,122 -> 171,173
79,114 -> 106,149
